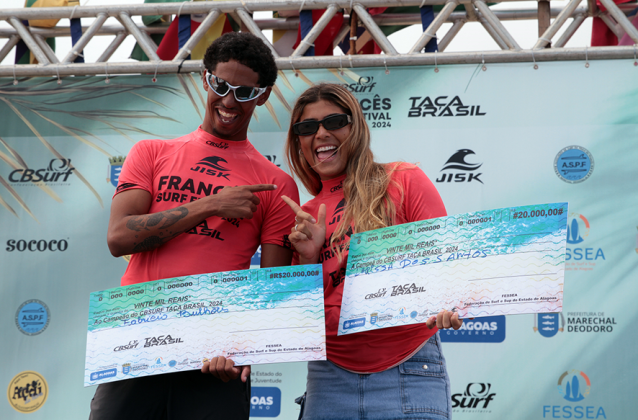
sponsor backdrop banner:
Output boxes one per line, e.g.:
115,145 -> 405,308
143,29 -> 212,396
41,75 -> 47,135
1,60 -> 637,419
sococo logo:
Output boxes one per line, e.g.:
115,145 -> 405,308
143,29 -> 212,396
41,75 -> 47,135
8,158 -> 75,184
407,96 -> 486,118
452,383 -> 496,413
440,316 -> 505,343
250,387 -> 281,417
565,212 -> 605,271
542,370 -> 606,419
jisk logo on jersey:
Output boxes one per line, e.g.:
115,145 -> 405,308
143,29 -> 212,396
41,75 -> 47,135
190,156 -> 231,180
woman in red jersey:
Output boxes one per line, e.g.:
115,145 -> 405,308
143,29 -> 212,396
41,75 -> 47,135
281,83 -> 463,420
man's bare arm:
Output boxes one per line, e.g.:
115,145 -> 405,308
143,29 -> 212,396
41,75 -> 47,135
107,185 -> 277,257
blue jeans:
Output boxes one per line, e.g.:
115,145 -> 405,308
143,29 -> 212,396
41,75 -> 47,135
300,333 -> 451,420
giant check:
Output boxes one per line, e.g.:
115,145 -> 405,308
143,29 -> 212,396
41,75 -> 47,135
338,203 -> 567,335
85,265 -> 325,386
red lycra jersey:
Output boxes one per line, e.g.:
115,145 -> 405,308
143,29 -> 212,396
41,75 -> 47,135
115,127 -> 299,286
297,163 -> 446,373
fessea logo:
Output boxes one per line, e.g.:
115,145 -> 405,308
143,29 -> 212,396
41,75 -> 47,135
543,370 -> 607,418
440,316 -> 505,343
250,387 -> 281,417
565,212 -> 605,271
435,149 -> 484,184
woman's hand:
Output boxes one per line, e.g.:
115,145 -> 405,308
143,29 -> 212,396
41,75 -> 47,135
282,196 -> 326,264
426,310 -> 463,330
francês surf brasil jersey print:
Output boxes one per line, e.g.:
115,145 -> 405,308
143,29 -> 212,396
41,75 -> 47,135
297,163 -> 447,373
115,127 -> 299,286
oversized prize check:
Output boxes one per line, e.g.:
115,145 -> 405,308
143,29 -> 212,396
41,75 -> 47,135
85,265 -> 325,386
338,203 -> 568,335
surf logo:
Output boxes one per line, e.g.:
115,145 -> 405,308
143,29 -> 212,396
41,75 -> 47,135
190,156 -> 231,180
9,158 -> 75,184
435,149 -> 483,184
344,76 -> 376,93
452,383 -> 496,410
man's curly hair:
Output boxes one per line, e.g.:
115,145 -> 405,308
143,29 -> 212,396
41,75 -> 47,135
203,32 -> 277,87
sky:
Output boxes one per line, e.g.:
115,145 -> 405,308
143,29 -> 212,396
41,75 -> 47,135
1,0 -> 593,66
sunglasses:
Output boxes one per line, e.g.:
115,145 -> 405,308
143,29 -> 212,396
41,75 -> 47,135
205,72 -> 267,102
293,114 -> 352,136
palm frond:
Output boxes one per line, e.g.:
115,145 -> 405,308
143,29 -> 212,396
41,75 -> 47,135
271,84 -> 291,113
264,101 -> 281,129
187,73 -> 206,108
177,74 -> 203,120
327,68 -> 348,84
0,136 -> 28,168
0,175 -> 38,222
277,70 -> 295,92
0,97 -> 104,208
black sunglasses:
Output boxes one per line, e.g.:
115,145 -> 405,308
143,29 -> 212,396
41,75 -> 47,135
293,114 -> 352,136
205,71 -> 266,102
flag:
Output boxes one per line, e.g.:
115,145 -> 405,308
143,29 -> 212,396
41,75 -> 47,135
293,9 -> 344,56
15,0 -> 67,64
131,0 -> 237,62
591,0 -> 634,46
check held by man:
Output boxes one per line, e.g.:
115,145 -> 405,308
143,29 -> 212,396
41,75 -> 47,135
89,33 -> 301,420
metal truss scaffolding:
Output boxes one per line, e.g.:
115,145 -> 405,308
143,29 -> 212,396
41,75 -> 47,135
1,0 -> 638,77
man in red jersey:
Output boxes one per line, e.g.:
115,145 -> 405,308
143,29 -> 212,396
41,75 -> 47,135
90,33 -> 299,420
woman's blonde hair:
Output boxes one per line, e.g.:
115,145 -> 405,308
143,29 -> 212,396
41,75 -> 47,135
285,83 -> 398,261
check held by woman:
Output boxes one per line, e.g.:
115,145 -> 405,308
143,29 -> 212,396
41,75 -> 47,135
281,83 -> 463,420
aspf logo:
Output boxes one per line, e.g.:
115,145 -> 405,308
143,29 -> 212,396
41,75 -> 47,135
6,239 -> 69,252
250,387 -> 281,417
9,158 -> 75,185
435,149 -> 484,184
554,146 -> 594,183
190,156 -> 231,180
107,155 -> 126,187
543,370 -> 606,418
15,300 -> 50,336
7,371 -> 48,413
565,212 -> 605,270
440,315 -> 505,343
533,313 -> 565,338
452,383 -> 496,413
408,96 -> 486,118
